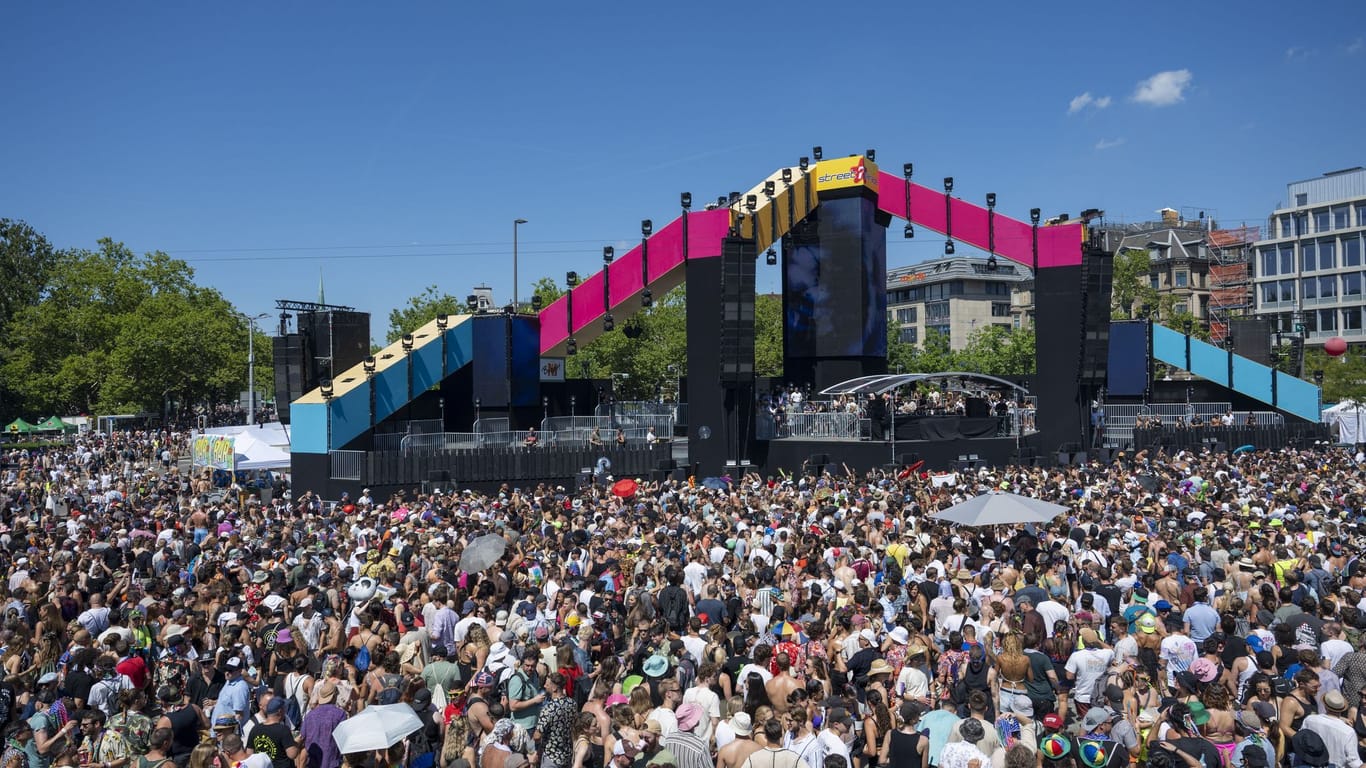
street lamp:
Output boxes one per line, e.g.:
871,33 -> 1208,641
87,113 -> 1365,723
513,218 -> 528,310
241,312 -> 269,427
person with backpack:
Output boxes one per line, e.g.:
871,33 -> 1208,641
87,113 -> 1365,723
153,685 -> 204,768
364,651 -> 406,706
279,656 -> 313,733
505,653 -> 545,734
1064,629 -> 1115,720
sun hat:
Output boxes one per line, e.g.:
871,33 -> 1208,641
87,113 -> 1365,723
1187,702 -> 1211,726
643,655 -> 670,678
675,703 -> 703,734
1040,734 -> 1071,761
729,712 -> 753,737
1077,739 -> 1111,768
605,693 -> 629,707
1136,614 -> 1158,634
868,659 -> 894,678
889,627 -> 909,645
1190,658 -> 1219,683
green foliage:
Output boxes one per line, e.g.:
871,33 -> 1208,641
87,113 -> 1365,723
386,285 -> 465,343
1304,347 -> 1366,403
1111,247 -> 1152,319
895,326 -> 1036,377
1,237 -> 256,418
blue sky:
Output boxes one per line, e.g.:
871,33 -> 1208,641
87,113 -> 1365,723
4,2 -> 1363,342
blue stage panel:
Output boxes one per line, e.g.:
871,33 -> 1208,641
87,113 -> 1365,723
374,364 -> 407,423
291,403 -> 328,454
1232,356 -> 1273,403
329,387 -> 370,449
1106,321 -> 1148,396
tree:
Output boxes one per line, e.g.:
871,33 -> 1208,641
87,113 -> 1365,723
386,285 -> 464,343
956,325 -> 1036,376
906,328 -> 956,373
1305,347 -> 1366,403
1111,247 -> 1152,319
754,293 -> 783,377
1,238 -> 253,417
0,219 -> 62,329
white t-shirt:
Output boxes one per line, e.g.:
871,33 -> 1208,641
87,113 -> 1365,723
681,685 -> 721,744
896,666 -> 930,700
1034,601 -> 1070,635
1064,648 -> 1115,703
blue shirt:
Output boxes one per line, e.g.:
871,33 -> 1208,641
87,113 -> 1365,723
212,677 -> 251,728
920,709 -> 962,767
1183,603 -> 1220,643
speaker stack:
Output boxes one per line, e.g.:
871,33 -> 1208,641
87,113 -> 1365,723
719,239 -> 756,384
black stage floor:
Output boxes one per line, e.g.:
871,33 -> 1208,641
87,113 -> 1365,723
752,433 -> 1041,476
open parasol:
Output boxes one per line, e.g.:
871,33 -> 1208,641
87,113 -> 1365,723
458,534 -> 507,574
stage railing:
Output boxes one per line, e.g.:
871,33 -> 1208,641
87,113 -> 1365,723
474,418 -> 510,434
1102,402 -> 1286,447
594,402 -> 677,434
355,443 -> 670,487
329,450 -> 364,480
395,426 -> 662,454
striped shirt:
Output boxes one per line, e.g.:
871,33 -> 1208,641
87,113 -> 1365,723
662,730 -> 714,768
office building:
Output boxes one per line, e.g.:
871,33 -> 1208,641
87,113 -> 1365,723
887,256 -> 1032,350
1252,167 -> 1366,346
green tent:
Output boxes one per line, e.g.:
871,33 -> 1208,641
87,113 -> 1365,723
35,416 -> 73,432
4,418 -> 38,435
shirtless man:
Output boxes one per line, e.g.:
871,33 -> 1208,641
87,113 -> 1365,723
717,714 -> 763,768
765,654 -> 800,714
1154,565 -> 1181,607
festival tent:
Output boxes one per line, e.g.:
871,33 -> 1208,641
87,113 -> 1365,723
35,416 -> 75,433
229,430 -> 291,470
1323,400 -> 1366,444
4,418 -> 38,434
202,422 -> 291,452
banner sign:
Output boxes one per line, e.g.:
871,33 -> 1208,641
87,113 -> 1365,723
191,434 -> 236,470
540,358 -> 566,382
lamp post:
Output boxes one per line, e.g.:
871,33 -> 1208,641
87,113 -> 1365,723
242,312 -> 269,427
513,218 -> 528,310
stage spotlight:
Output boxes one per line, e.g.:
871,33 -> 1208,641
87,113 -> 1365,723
642,219 -> 652,236
466,295 -> 478,312
680,192 -> 692,210
986,254 -> 998,271
866,149 -> 876,161
745,194 -> 757,211
401,333 -> 414,352
799,156 -> 809,171
716,196 -> 727,208
567,338 -> 577,356
943,177 -> 953,193
319,378 -> 333,399
362,356 -> 376,375
904,224 -> 914,239
603,246 -> 614,264
531,294 -> 543,311
566,271 -> 579,287
503,304 -> 515,316
641,288 -> 652,307
604,313 -> 614,332
764,180 -> 775,196
781,168 -> 792,183
435,313 -> 448,330
986,192 -> 997,209
945,240 -> 955,255
1030,208 -> 1042,224
812,146 -> 823,161
729,191 -> 741,204
766,248 -> 777,266
903,163 -> 913,178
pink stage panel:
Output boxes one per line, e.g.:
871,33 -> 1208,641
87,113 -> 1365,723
539,208 -> 731,354
876,173 -> 1082,268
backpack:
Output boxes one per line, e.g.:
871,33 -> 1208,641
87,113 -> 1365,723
499,670 -> 530,712
355,644 -> 371,673
377,673 -> 404,705
283,674 -> 305,731
573,674 -> 593,711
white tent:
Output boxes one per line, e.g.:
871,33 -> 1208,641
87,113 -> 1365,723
229,430 -> 291,470
202,422 -> 291,451
1322,400 -> 1366,444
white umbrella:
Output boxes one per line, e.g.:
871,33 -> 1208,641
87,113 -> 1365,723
332,704 -> 424,753
458,534 -> 507,573
930,491 -> 1068,527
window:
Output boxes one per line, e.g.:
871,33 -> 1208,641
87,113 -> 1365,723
1302,277 -> 1318,300
1321,240 -> 1337,270
1319,275 -> 1338,299
1344,272 -> 1362,298
991,302 -> 1011,317
1261,283 -> 1279,304
1294,212 -> 1309,236
926,302 -> 950,321
1281,215 -> 1295,238
1175,271 -> 1189,287
928,324 -> 951,337
1279,280 -> 1296,302
1303,242 -> 1317,272
1346,307 -> 1363,332
1320,309 -> 1338,331
1173,301 -> 1189,315
907,287 -> 925,301
1150,276 -> 1160,290
1296,193 -> 1308,206
1305,311 -> 1319,333
1315,209 -> 1331,233
1357,203 -> 1366,228
1334,206 -> 1350,229
898,327 -> 919,344
1346,236 -> 1362,267
895,307 -> 918,324
994,323 -> 1012,332
983,282 -> 1011,296
1261,248 -> 1278,276
1280,246 -> 1295,274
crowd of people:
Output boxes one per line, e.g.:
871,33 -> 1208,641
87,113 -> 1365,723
762,384 -> 1032,439
2,429 -> 1366,768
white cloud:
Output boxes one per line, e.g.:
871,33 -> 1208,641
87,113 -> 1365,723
1347,37 -> 1363,55
1095,138 -> 1126,150
1285,46 -> 1314,60
1132,69 -> 1192,106
1068,92 -> 1112,115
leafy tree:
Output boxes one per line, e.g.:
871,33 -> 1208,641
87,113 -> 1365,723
754,293 -> 783,377
0,219 -> 62,329
1304,347 -> 1366,403
906,328 -> 956,373
956,325 -> 1036,376
1,238 -> 254,418
386,285 -> 464,343
1111,247 -> 1152,319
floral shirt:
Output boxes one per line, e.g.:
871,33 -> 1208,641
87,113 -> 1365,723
535,697 -> 576,767
109,711 -> 153,755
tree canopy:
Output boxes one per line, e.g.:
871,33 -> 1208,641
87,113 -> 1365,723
385,285 -> 465,343
0,233 -> 262,419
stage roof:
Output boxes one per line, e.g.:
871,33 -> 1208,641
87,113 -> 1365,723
819,372 -> 1030,397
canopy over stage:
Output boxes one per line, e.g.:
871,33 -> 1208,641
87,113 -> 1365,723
819,372 -> 1030,397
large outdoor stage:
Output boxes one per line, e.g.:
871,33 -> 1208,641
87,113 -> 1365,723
755,433 -> 1041,475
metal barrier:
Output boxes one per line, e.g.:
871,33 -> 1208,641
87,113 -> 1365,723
474,418 -> 509,434
329,450 -> 364,480
396,427 -> 663,454
359,443 -> 671,487
595,402 -> 677,435
783,412 -> 864,439
1102,403 -> 1286,447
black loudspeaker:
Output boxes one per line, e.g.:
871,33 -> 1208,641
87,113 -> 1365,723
298,310 -> 371,385
965,397 -> 990,418
272,335 -> 305,424
1080,248 -> 1113,385
719,239 -> 756,383
1230,318 -> 1272,366
805,453 -> 831,474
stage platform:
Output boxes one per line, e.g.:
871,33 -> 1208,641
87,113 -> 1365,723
751,433 -> 1042,476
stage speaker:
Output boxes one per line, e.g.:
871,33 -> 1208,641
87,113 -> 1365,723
427,470 -> 451,482
1079,248 -> 1113,385
1230,318 -> 1272,366
719,239 -> 756,383
965,397 -> 990,418
804,453 -> 831,474
272,335 -> 305,424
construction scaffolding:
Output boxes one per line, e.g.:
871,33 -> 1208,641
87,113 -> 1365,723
1206,225 -> 1259,343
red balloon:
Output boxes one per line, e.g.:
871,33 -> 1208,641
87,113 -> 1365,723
1325,336 -> 1348,357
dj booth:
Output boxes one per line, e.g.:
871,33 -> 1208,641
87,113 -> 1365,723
893,414 -> 1002,440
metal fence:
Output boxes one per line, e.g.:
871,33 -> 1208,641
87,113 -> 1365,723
329,450 -> 364,480
1101,402 -> 1285,448
757,410 -> 867,439
394,427 -> 661,454
474,418 -> 510,434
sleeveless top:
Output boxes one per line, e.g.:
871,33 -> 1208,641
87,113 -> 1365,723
166,706 -> 199,758
887,731 -> 922,768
